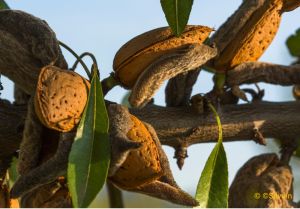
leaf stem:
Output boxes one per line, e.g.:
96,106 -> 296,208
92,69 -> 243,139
207,102 -> 222,142
58,41 -> 92,79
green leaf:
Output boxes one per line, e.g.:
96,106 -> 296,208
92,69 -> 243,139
160,0 -> 194,36
195,141 -> 228,208
0,0 -> 9,9
286,28 -> 300,57
195,102 -> 228,208
68,68 -> 110,208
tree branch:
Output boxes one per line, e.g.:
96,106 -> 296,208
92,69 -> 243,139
131,101 -> 300,148
2,99 -> 300,154
106,182 -> 124,208
227,62 -> 300,86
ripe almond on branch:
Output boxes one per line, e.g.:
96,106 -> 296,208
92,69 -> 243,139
113,26 -> 217,107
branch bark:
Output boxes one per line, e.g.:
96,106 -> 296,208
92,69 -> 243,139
2,99 -> 299,155
131,101 -> 300,148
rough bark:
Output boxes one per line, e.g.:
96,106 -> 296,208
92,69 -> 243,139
227,62 -> 300,86
131,101 -> 300,148
2,100 -> 300,154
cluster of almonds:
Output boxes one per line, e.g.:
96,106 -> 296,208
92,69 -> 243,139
1,0 -> 300,207
113,25 -> 217,107
3,10 -> 214,207
0,9 -> 70,208
28,66 -> 198,205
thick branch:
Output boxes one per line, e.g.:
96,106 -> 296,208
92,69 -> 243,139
2,100 -> 300,153
227,62 -> 300,86
131,101 -> 300,148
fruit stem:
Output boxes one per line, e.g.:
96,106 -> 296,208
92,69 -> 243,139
202,66 -> 216,74
101,73 -> 120,96
58,41 -> 92,79
214,72 -> 226,90
107,182 -> 124,208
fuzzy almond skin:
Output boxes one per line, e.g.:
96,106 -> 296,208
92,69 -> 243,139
0,10 -> 67,94
110,115 -> 163,189
229,153 -> 294,208
34,66 -> 90,132
108,106 -> 198,206
211,0 -> 284,71
129,44 -> 217,108
113,25 -> 212,88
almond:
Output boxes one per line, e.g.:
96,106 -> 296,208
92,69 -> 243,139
212,0 -> 284,71
113,25 -> 212,88
34,66 -> 90,132
110,115 -> 162,189
229,153 -> 294,208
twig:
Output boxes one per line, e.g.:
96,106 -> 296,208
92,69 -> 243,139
227,62 -> 300,86
106,182 -> 124,208
131,101 -> 300,148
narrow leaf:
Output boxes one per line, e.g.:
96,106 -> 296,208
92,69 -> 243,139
160,0 -> 194,36
195,142 -> 228,207
195,102 -> 228,208
68,69 -> 110,208
286,28 -> 300,57
0,0 -> 9,9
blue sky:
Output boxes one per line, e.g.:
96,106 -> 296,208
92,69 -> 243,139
2,0 -> 300,206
